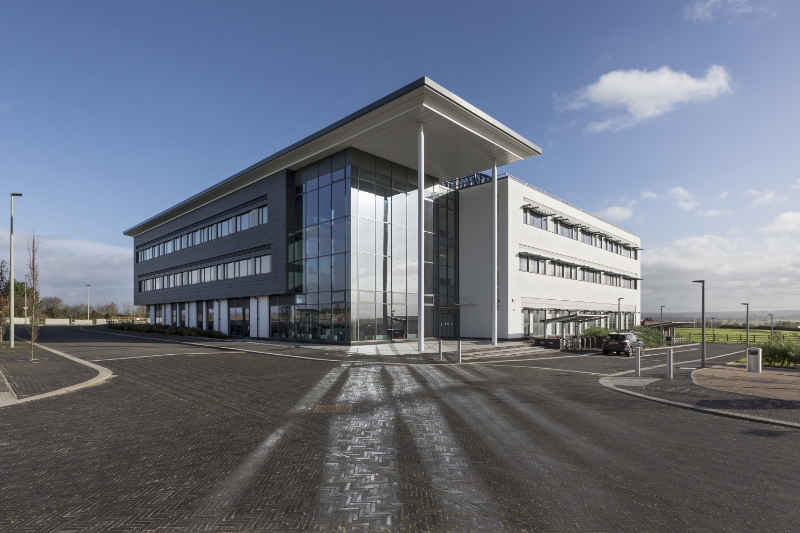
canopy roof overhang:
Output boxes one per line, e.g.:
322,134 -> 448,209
125,76 -> 542,237
538,313 -> 608,324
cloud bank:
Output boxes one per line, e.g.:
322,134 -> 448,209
0,229 -> 133,306
566,65 -> 732,132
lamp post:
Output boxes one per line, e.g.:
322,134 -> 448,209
617,297 -> 624,331
769,313 -> 774,341
692,280 -> 706,368
742,302 -> 750,353
660,305 -> 665,321
86,284 -> 91,321
9,192 -> 22,348
711,316 -> 715,342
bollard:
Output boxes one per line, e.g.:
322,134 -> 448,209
458,339 -> 462,365
747,347 -> 762,373
635,345 -> 641,377
666,347 -> 674,380
439,338 -> 443,361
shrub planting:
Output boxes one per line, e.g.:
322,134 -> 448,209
757,340 -> 798,368
108,322 -> 228,339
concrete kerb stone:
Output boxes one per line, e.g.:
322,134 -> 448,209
599,347 -> 800,430
599,375 -> 800,430
0,342 -> 114,409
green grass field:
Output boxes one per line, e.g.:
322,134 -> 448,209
674,327 -> 800,344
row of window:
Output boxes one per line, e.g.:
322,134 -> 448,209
518,255 -> 639,289
139,254 -> 272,292
522,208 -> 638,260
136,205 -> 269,263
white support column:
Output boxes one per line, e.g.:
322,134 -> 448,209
164,303 -> 171,326
149,305 -> 156,325
249,297 -> 258,338
417,122 -> 425,353
491,159 -> 498,345
202,301 -> 208,330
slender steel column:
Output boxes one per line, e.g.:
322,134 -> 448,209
417,122 -> 425,352
9,195 -> 15,348
491,160 -> 498,345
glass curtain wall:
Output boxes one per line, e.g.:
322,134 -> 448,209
271,148 -> 458,344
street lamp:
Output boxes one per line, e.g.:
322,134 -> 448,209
768,312 -> 774,341
660,305 -> 665,321
741,302 -> 750,353
617,297 -> 624,331
692,280 -> 706,368
86,284 -> 91,321
9,192 -> 22,348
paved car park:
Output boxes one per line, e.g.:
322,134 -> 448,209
1,327 -> 798,532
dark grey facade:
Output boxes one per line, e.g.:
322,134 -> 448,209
133,170 -> 288,306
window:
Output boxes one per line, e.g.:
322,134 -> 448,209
226,262 -> 236,279
519,256 -> 528,272
255,255 -> 272,274
259,205 -> 269,224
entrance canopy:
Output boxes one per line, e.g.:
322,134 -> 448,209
125,76 -> 542,237
540,313 -> 608,324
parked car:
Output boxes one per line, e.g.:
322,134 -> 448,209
602,332 -> 642,356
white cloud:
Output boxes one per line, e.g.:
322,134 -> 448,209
745,188 -> 776,206
685,0 -> 761,21
701,209 -> 731,217
685,0 -> 722,20
763,211 -> 800,233
643,232 -> 800,310
719,191 -> 729,200
641,190 -> 658,200
566,65 -> 732,132
597,205 -> 634,222
791,178 -> 800,190
669,186 -> 700,211
0,229 -> 132,306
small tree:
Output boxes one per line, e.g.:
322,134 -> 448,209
27,235 -> 39,362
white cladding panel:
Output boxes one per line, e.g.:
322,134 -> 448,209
188,302 -> 198,329
460,177 -> 642,339
164,303 -> 172,326
250,297 -> 258,338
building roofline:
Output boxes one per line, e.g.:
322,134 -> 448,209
124,77 -> 541,237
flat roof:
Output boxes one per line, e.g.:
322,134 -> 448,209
124,77 -> 541,237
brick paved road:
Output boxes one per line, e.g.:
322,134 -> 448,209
1,327 -> 798,532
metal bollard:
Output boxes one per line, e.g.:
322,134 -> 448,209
635,345 -> 641,377
666,347 -> 674,380
458,339 -> 462,365
439,338 -> 443,361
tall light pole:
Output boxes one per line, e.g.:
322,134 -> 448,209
660,305 -> 665,321
617,297 -> 624,331
86,284 -> 91,321
742,302 -> 750,353
768,312 -> 774,341
692,280 -> 706,368
9,192 -> 22,348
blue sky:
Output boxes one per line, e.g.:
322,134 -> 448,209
1,0 -> 798,311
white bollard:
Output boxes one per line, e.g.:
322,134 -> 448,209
666,347 -> 674,380
439,338 -> 443,361
458,339 -> 462,365
635,345 -> 642,377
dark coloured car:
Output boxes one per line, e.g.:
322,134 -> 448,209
602,333 -> 640,356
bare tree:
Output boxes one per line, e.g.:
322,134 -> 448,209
27,235 -> 39,362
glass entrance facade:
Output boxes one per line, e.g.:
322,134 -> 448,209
270,148 -> 458,343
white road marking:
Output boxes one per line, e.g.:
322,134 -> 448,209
198,365 -> 348,517
91,351 -> 235,362
486,363 -> 609,376
609,349 -> 744,377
